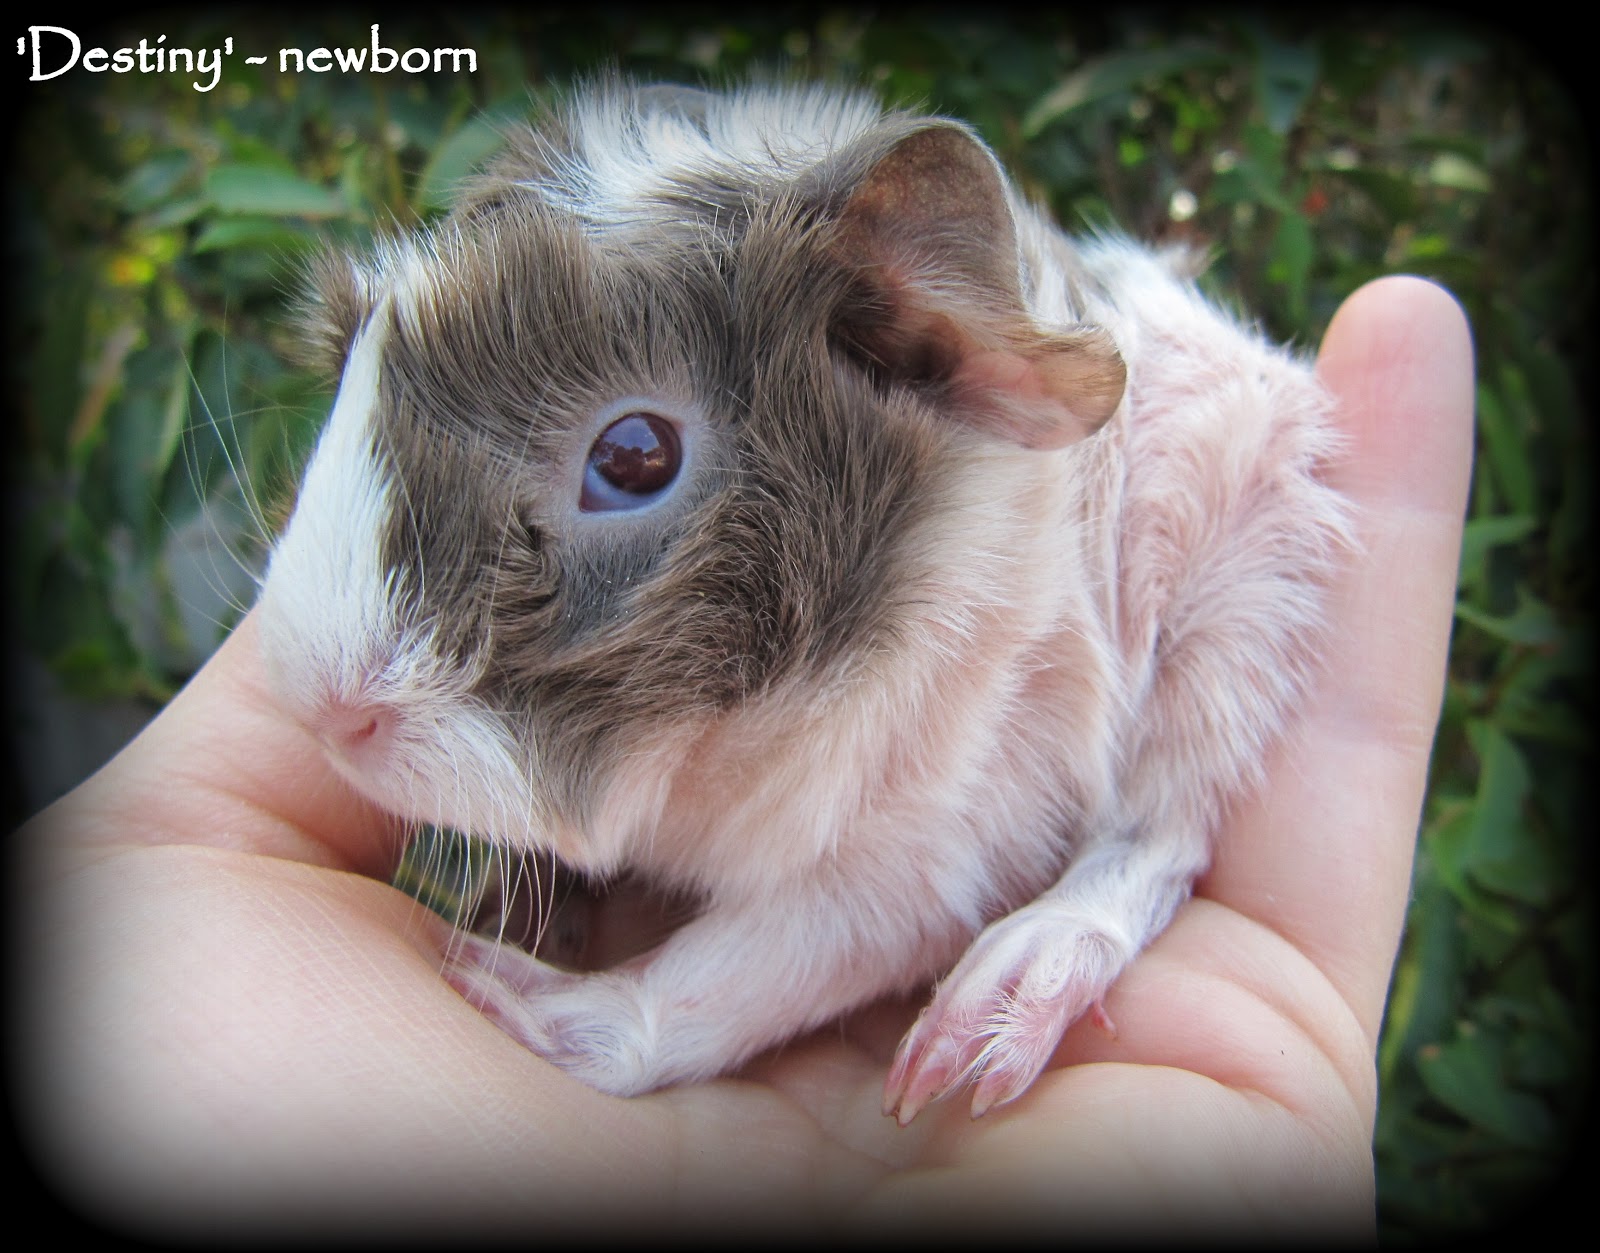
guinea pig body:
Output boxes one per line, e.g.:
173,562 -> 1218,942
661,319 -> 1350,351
256,80 -> 1349,1122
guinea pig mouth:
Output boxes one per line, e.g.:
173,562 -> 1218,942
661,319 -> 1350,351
288,683 -> 542,853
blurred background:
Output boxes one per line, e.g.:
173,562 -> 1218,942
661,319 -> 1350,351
5,8 -> 1589,1240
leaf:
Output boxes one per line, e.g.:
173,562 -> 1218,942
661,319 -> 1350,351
1496,701 -> 1593,753
106,341 -> 187,542
30,272 -> 94,462
1457,514 -> 1536,593
1252,34 -> 1319,135
1472,825 -> 1561,908
1474,378 -> 1539,518
139,197 -> 209,231
211,135 -> 299,173
415,113 -> 514,214
1423,807 -> 1522,931
191,217 -> 318,254
392,826 -> 495,924
1425,152 -> 1491,193
154,329 -> 199,489
1023,41 -> 1232,137
1380,868 -> 1466,1081
1417,1031 -> 1556,1149
1208,123 -> 1297,216
1491,625 -> 1592,751
1399,232 -> 1451,261
1454,589 -> 1563,647
1323,166 -> 1418,221
1268,211 -> 1313,321
161,331 -> 241,529
119,152 -> 194,212
1486,1018 -> 1574,1106
1462,720 -> 1560,905
1548,450 -> 1589,590
1462,722 -> 1527,843
205,164 -> 347,219
1402,131 -> 1491,164
1514,335 -> 1580,448
1243,121 -> 1290,198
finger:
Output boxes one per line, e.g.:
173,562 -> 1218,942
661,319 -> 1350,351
24,611 -> 399,877
1201,276 -> 1474,1048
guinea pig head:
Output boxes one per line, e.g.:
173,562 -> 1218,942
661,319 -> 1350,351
255,91 -> 1125,878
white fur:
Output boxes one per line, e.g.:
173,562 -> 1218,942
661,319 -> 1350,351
257,311 -> 540,846
536,84 -> 898,227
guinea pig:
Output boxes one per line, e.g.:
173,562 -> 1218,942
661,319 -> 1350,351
254,78 -> 1350,1124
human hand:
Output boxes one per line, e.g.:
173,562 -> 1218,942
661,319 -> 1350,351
12,275 -> 1472,1240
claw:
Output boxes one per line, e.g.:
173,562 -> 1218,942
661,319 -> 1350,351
882,1008 -> 926,1116
968,1074 -> 1002,1121
967,1047 -> 1039,1119
886,1031 -> 965,1126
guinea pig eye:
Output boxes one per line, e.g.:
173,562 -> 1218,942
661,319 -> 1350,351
580,413 -> 683,512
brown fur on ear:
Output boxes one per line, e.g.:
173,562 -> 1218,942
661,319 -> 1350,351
288,247 -> 377,381
830,125 -> 1125,448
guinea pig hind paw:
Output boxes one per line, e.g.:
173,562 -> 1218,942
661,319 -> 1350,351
883,912 -> 1126,1124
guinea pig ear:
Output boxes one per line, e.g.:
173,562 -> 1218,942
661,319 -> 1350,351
290,248 -> 378,381
829,125 -> 1125,450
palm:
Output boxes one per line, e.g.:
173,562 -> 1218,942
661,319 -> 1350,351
19,277 -> 1470,1236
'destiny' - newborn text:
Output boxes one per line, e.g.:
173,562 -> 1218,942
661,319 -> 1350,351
18,24 -> 477,93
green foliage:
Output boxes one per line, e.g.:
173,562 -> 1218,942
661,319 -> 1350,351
8,11 -> 1589,1239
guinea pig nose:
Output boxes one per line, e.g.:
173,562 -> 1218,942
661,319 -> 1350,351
318,699 -> 398,759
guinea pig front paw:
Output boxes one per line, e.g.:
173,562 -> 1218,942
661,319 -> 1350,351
882,906 -> 1130,1125
442,943 -> 662,1097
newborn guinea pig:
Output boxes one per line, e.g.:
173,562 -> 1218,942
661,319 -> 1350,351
255,79 -> 1350,1123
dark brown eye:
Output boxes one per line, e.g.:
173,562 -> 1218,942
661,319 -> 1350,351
580,413 -> 683,512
